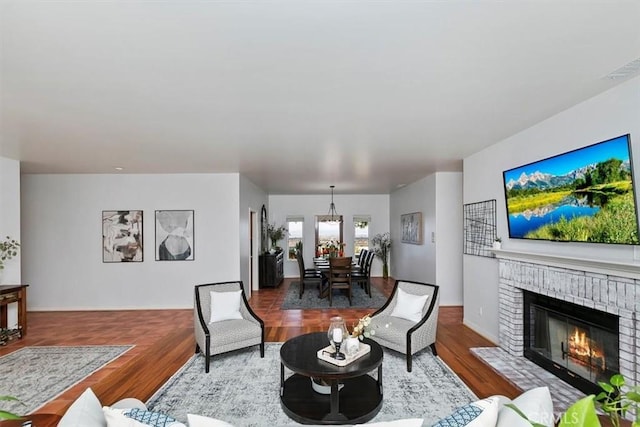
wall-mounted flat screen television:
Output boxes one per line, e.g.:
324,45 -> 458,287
502,134 -> 640,244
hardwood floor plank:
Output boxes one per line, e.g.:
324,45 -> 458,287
1,277 -> 519,421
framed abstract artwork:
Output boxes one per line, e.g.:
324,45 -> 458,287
401,212 -> 423,244
155,210 -> 195,261
463,199 -> 497,257
102,210 -> 144,262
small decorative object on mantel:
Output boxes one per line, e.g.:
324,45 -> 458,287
493,237 -> 502,250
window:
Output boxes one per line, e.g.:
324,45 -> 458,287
287,216 -> 304,260
315,215 -> 343,257
353,215 -> 370,257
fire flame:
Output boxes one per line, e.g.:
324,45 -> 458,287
567,327 -> 606,372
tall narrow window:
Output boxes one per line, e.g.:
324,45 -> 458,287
315,215 -> 343,257
287,216 -> 304,260
353,215 -> 370,257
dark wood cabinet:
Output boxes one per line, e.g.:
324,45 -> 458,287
259,251 -> 284,288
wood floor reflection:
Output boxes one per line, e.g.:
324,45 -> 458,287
0,277 -> 520,419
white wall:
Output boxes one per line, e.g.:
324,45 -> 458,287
21,173 -> 241,310
239,175 -> 268,294
390,172 -> 463,306
390,175 -> 436,284
1,157 -> 21,285
268,194 -> 390,278
463,75 -> 640,343
1,157 -> 21,327
435,172 -> 463,305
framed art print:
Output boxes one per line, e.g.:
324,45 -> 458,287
401,212 -> 423,244
102,210 -> 144,262
155,210 -> 195,261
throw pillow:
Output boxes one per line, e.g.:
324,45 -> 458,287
187,414 -> 235,427
103,407 -> 147,427
389,288 -> 429,323
209,290 -> 243,323
432,396 -> 500,427
496,386 -> 554,427
58,387 -> 106,427
123,408 -> 184,426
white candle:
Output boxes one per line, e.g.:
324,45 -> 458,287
332,328 -> 343,343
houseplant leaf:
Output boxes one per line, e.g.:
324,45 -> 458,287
558,395 -> 601,427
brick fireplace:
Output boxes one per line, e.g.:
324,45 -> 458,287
496,250 -> 639,389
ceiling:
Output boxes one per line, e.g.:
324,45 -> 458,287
1,1 -> 639,194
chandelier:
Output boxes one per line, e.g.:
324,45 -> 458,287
327,185 -> 341,223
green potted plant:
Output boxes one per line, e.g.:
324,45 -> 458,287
0,395 -> 22,420
0,236 -> 20,270
372,232 -> 391,279
266,223 -> 286,252
596,373 -> 640,427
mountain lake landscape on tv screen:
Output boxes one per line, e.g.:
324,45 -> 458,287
503,134 -> 640,244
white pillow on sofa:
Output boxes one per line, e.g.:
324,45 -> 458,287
389,288 -> 429,323
209,290 -> 243,323
187,414 -> 235,427
58,387 -> 106,427
496,386 -> 554,427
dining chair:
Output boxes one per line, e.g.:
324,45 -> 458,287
352,251 -> 375,297
328,256 -> 353,306
295,249 -> 323,298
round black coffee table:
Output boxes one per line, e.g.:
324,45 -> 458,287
280,332 -> 383,425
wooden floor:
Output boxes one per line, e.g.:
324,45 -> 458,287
0,277 -> 520,421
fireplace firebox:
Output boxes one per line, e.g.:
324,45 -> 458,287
523,291 -> 619,395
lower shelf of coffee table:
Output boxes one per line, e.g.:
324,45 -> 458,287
280,373 -> 383,425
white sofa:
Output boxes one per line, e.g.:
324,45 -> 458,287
57,386 -> 555,427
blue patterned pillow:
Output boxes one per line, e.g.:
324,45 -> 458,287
123,408 -> 178,427
432,397 -> 499,427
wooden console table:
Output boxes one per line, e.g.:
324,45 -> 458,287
0,284 -> 29,337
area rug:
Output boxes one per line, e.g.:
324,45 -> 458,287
281,282 -> 388,310
147,343 -> 477,426
0,345 -> 133,414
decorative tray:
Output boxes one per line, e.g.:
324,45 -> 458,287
316,343 -> 370,367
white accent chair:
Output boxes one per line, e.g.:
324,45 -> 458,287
369,280 -> 440,372
194,281 -> 264,373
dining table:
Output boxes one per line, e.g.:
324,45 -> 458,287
313,257 -> 363,299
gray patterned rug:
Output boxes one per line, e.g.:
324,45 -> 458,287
281,282 -> 388,310
147,343 -> 476,426
0,345 -> 133,415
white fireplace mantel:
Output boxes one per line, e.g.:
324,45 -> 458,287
492,248 -> 640,280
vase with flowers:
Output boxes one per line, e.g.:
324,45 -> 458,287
266,223 -> 286,253
372,232 -> 391,279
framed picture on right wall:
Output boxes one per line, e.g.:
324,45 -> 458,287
401,212 -> 423,244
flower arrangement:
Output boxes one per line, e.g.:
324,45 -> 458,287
372,232 -> 391,278
351,315 -> 375,340
266,223 -> 287,250
0,237 -> 20,270
320,240 -> 345,257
